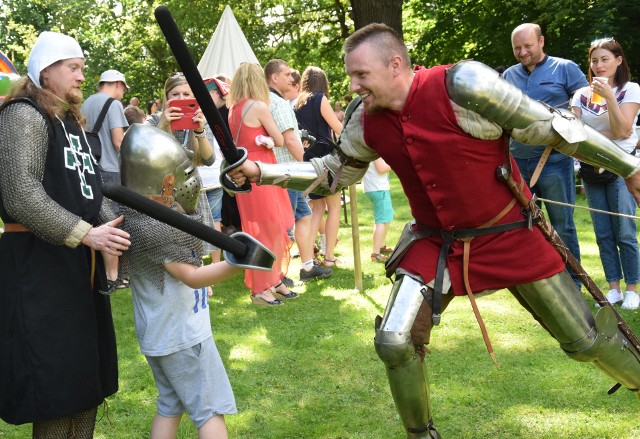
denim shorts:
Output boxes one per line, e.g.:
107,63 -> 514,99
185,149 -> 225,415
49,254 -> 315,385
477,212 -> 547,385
364,190 -> 394,224
145,337 -> 236,429
205,188 -> 223,222
288,188 -> 312,221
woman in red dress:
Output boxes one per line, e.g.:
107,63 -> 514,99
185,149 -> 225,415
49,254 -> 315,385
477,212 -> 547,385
227,63 -> 296,305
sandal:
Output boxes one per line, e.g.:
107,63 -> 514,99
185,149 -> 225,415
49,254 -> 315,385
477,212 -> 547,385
380,245 -> 394,255
100,279 -> 119,296
251,292 -> 283,306
371,253 -> 388,263
323,257 -> 340,267
116,278 -> 130,289
273,281 -> 299,300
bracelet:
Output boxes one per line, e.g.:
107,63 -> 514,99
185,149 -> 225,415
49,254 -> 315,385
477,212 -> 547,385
193,130 -> 206,139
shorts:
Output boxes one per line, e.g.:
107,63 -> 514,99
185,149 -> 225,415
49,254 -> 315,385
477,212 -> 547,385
145,337 -> 237,429
287,189 -> 312,221
364,190 -> 394,224
205,187 -> 223,222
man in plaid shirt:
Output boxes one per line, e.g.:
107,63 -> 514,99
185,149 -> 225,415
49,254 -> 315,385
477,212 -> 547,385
265,59 -> 332,283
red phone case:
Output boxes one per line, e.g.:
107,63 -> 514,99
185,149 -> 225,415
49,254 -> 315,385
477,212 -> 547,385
167,98 -> 200,130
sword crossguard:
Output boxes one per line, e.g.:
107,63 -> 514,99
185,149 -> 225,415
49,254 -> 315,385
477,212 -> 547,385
219,147 -> 252,193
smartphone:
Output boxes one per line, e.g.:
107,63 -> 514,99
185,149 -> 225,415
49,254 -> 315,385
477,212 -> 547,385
167,98 -> 200,130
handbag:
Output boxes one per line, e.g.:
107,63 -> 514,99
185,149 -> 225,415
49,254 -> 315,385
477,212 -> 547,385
578,162 -> 619,184
85,97 -> 114,161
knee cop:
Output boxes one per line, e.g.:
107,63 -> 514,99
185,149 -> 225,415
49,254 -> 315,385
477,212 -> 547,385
374,273 -> 427,367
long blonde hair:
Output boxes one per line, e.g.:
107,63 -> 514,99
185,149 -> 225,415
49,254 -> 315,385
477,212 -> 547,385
161,74 -> 203,166
227,63 -> 270,106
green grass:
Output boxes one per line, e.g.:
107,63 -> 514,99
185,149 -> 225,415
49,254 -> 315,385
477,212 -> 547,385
2,176 -> 640,438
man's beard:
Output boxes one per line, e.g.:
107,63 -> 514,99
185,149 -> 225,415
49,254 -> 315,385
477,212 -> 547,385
65,88 -> 83,106
363,100 -> 383,114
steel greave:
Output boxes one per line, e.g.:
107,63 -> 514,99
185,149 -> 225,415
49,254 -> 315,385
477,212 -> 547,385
375,275 -> 436,438
512,271 -> 640,393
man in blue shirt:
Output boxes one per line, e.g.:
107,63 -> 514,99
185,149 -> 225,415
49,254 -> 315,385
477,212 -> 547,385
503,23 -> 588,288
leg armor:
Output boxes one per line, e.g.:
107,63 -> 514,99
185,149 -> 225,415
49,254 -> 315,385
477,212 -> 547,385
510,270 -> 640,394
374,273 -> 446,439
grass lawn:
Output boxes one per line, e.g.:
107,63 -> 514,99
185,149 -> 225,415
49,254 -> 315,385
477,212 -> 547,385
2,175 -> 640,438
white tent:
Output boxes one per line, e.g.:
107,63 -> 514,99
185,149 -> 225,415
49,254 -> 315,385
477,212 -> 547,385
197,5 -> 260,79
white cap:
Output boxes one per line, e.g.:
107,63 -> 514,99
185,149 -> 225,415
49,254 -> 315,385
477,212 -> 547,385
27,31 -> 84,89
99,69 -> 129,92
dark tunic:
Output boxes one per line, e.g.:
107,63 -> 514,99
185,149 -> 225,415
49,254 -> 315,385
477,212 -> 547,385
0,101 -> 118,424
363,65 -> 565,295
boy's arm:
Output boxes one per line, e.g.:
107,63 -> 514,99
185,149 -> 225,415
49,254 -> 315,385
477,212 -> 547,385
164,260 -> 241,289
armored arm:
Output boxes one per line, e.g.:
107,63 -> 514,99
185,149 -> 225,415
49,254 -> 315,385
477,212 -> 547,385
256,102 -> 378,195
446,60 -> 640,178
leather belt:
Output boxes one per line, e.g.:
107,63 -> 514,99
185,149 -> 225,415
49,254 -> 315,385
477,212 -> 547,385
2,222 -> 98,288
3,223 -> 30,232
416,190 -> 536,366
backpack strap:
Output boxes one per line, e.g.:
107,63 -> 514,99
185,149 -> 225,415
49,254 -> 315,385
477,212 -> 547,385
91,97 -> 115,134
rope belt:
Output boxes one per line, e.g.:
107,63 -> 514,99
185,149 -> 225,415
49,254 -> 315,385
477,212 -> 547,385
3,223 -> 97,288
416,190 -> 538,366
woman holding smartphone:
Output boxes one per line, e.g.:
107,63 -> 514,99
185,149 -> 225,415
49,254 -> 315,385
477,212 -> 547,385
145,74 -> 217,258
571,38 -> 640,310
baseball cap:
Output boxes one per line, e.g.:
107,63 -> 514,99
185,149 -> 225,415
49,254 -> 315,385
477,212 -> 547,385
99,69 -> 129,92
204,77 -> 229,96
27,31 -> 84,89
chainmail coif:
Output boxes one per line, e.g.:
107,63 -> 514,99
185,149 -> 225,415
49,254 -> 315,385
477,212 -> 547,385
120,206 -> 203,294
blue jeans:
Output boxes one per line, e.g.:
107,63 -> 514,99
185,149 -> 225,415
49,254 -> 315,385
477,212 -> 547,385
287,189 -> 311,221
515,154 -> 581,285
205,187 -> 223,222
584,177 -> 640,285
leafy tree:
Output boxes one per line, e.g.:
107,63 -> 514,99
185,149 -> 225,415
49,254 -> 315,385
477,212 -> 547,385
3,0 -> 638,107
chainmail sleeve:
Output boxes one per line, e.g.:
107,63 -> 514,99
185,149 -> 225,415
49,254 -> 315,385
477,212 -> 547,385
120,207 -> 204,293
97,198 -> 118,225
0,102 -> 86,245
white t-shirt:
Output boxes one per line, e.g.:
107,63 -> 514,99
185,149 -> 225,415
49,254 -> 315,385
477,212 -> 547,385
362,161 -> 390,192
571,81 -> 640,153
198,124 -> 223,189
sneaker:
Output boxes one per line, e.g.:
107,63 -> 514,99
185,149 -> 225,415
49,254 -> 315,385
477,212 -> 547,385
596,289 -> 623,307
300,264 -> 332,282
281,276 -> 301,288
621,291 -> 640,310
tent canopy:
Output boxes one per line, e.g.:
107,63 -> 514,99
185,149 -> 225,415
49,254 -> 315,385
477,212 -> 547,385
198,5 -> 260,79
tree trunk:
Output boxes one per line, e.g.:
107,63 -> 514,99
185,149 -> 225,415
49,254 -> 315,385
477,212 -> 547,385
351,0 -> 404,38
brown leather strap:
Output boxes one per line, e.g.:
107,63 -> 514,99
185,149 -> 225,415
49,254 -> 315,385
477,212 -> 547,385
302,168 -> 329,198
457,182 -> 523,367
3,223 -> 30,232
462,238 -> 498,367
90,248 -> 96,289
4,223 -> 97,289
147,174 -> 176,207
529,146 -> 554,188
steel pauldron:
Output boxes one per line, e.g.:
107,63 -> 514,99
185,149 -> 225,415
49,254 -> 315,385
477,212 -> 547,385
446,60 -> 640,178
